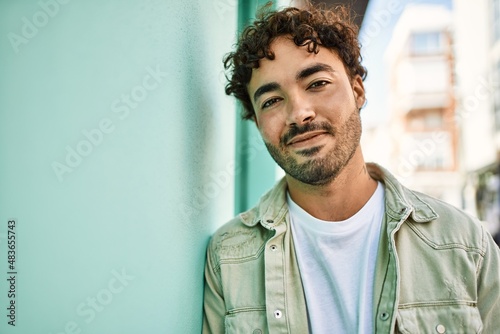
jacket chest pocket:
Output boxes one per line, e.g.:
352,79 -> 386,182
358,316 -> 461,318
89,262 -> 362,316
225,308 -> 268,334
395,303 -> 483,334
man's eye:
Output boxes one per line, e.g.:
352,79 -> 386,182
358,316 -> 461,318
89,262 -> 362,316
262,97 -> 281,109
308,80 -> 330,89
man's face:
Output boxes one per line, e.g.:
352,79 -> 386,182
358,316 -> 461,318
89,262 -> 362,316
247,37 -> 366,186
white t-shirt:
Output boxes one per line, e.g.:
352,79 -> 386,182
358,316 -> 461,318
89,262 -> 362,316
288,182 -> 385,334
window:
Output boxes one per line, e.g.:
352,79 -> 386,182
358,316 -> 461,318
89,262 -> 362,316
425,111 -> 443,128
411,31 -> 443,55
407,109 -> 444,131
401,132 -> 453,171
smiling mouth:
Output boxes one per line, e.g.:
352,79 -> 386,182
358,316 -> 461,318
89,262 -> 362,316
286,131 -> 328,146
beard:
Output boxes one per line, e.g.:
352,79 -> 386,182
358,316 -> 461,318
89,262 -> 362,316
264,107 -> 362,186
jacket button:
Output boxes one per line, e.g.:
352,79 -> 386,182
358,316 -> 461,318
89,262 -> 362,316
380,312 -> 390,321
253,330 -> 262,334
274,310 -> 282,319
436,324 -> 446,333
270,245 -> 278,251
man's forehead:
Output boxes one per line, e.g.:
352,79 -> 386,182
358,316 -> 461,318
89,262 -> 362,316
267,36 -> 315,59
249,39 -> 343,82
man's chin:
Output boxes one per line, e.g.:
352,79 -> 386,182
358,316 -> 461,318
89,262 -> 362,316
286,170 -> 336,186
294,145 -> 323,157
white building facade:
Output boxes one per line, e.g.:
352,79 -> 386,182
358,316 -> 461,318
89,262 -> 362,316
454,0 -> 500,241
384,4 -> 462,207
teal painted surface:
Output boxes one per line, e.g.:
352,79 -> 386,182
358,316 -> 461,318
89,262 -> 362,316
234,0 -> 278,214
0,1 -> 236,333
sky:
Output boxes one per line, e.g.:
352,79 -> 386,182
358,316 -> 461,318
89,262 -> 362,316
359,0 -> 453,128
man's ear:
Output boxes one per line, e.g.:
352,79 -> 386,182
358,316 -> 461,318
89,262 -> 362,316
351,75 -> 366,109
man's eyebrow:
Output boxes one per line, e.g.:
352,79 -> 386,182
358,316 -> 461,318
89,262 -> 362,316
296,63 -> 335,81
253,82 -> 281,104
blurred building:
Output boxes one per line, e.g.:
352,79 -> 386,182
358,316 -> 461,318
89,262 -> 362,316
384,4 -> 462,207
454,0 -> 500,241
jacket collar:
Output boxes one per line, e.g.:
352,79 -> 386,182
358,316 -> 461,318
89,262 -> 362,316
239,163 -> 439,229
239,177 -> 289,229
366,163 -> 438,223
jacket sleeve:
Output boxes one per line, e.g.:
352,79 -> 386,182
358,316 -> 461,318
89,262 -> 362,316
477,227 -> 500,331
202,241 -> 226,334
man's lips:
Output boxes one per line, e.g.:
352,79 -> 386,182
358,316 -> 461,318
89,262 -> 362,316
286,131 -> 329,146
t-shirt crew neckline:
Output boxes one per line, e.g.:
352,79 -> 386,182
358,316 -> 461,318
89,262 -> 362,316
286,182 -> 385,235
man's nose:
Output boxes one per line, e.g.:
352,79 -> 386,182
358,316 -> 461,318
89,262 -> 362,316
286,94 -> 316,126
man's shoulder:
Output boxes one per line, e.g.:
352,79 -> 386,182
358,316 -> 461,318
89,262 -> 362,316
368,163 -> 485,243
403,189 -> 487,252
207,178 -> 288,256
206,215 -> 272,264
411,189 -> 479,226
209,215 -> 260,244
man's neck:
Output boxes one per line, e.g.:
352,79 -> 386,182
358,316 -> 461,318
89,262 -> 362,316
286,151 -> 378,221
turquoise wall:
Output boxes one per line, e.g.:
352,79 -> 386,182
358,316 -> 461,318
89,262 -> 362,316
234,0 -> 279,214
0,0 -> 236,333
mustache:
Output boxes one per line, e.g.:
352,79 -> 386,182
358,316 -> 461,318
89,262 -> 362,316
281,121 -> 335,146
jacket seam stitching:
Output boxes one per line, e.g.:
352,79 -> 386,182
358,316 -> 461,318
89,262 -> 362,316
282,228 -> 292,334
399,300 -> 478,308
226,306 -> 266,315
206,245 -> 225,298
406,222 -> 485,254
476,227 -> 486,277
375,247 -> 392,333
215,242 -> 266,268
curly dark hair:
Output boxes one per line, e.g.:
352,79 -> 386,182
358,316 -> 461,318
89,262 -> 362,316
224,2 -> 367,120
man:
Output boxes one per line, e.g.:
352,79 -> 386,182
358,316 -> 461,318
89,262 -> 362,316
203,3 -> 500,333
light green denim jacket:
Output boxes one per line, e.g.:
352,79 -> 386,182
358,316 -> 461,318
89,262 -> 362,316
203,163 -> 500,333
